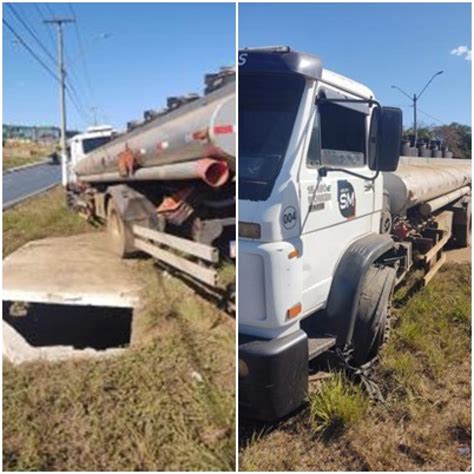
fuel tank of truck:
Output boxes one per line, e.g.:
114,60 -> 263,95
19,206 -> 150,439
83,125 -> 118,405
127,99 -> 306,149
383,156 -> 471,216
74,79 -> 235,181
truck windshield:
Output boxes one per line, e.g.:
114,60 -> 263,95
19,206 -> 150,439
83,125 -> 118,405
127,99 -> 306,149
83,136 -> 112,154
239,73 -> 305,201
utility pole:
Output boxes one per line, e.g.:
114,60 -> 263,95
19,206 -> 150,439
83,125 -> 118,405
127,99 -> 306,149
391,70 -> 443,144
44,18 -> 74,186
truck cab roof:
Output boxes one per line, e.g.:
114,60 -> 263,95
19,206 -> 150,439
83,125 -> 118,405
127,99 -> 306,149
321,68 -> 375,100
68,125 -> 115,145
240,46 -> 375,100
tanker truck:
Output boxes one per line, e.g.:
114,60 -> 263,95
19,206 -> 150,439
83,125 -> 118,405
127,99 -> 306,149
65,67 -> 235,289
238,47 -> 471,421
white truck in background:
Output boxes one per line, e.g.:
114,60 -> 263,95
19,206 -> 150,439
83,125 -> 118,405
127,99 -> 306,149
238,47 -> 471,421
66,125 -> 116,186
64,68 -> 236,292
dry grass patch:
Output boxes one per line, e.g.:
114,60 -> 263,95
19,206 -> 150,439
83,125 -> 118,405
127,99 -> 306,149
3,141 -> 56,171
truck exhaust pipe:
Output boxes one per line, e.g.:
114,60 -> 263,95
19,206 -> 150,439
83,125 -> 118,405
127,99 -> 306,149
80,158 -> 230,188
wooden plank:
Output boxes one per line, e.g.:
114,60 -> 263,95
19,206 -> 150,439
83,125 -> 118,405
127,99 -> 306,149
423,253 -> 446,286
422,232 -> 450,264
134,238 -> 218,287
132,225 -> 218,263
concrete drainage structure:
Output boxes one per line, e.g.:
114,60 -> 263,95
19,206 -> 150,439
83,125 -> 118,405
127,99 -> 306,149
3,233 -> 142,364
3,320 -> 126,364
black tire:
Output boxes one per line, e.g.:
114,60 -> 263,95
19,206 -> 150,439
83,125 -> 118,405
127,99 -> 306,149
107,200 -> 135,258
351,265 -> 396,366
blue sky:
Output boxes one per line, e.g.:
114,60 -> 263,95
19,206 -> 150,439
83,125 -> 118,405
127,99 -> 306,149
3,2 -> 235,131
239,2 -> 471,127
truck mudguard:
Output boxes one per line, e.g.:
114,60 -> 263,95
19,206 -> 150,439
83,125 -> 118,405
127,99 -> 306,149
107,184 -> 158,227
320,232 -> 395,347
239,329 -> 308,421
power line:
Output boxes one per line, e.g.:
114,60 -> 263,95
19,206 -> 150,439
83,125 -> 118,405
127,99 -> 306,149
68,4 -> 96,108
66,88 -> 90,126
33,3 -> 56,51
4,17 -> 89,128
44,3 -> 56,19
6,3 -> 56,65
66,79 -> 91,123
416,107 -> 444,125
3,18 -> 59,83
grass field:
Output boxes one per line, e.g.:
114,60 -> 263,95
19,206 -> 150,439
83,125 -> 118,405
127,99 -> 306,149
3,186 -> 95,257
3,188 -> 236,471
3,141 -> 55,171
240,263 -> 471,471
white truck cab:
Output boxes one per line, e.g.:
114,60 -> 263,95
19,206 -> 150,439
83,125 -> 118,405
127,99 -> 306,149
238,47 -> 403,420
66,125 -> 115,185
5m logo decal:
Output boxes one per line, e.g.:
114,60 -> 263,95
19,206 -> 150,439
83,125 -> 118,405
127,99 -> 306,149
337,180 -> 356,219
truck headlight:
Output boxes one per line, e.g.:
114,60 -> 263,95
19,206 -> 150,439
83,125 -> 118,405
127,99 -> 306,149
239,222 -> 261,239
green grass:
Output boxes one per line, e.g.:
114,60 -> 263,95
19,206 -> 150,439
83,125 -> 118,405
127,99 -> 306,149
309,373 -> 368,436
3,186 -> 97,257
240,263 -> 471,471
3,188 -> 235,471
381,263 -> 471,396
4,331 -> 234,471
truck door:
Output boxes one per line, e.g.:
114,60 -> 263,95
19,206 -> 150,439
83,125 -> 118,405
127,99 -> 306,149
298,88 -> 379,314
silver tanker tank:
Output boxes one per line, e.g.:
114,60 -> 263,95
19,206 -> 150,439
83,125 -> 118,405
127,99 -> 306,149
74,77 -> 235,184
383,156 -> 471,216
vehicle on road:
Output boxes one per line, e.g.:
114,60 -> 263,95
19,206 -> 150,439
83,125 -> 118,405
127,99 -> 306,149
238,46 -> 471,421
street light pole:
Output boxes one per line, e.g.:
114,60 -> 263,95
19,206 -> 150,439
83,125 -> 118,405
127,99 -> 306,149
391,70 -> 443,144
413,93 -> 417,142
44,18 -> 75,186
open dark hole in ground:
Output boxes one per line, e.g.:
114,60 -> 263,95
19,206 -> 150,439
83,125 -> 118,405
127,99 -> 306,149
3,301 -> 133,350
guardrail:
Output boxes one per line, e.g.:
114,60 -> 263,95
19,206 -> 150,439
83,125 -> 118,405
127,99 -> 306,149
132,225 -> 219,287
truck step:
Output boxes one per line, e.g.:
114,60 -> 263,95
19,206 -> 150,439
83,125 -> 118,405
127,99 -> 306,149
308,337 -> 336,361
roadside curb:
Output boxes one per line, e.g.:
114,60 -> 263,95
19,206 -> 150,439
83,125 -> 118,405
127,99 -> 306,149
3,158 -> 51,175
3,183 -> 60,211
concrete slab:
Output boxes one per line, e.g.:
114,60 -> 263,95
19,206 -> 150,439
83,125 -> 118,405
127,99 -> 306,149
3,233 -> 142,308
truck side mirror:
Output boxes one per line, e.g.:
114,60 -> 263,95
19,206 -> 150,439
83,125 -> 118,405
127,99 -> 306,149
368,106 -> 402,172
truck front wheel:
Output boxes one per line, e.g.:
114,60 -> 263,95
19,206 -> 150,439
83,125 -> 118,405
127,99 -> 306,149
351,265 -> 396,366
107,200 -> 135,258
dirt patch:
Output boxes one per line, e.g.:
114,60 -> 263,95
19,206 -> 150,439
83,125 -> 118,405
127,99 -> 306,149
446,246 -> 471,263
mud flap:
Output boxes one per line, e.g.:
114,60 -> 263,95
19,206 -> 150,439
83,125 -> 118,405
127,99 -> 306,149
239,330 -> 308,422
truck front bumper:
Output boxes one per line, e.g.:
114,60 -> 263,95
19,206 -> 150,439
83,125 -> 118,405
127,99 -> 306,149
239,329 -> 308,422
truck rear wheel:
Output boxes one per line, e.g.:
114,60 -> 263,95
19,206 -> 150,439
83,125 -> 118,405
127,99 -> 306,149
351,265 -> 396,366
107,200 -> 135,258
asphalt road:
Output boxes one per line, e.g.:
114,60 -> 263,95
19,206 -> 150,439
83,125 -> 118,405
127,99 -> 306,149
3,162 -> 62,209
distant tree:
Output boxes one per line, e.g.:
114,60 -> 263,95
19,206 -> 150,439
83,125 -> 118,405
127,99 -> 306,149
433,123 -> 471,159
403,122 -> 471,159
